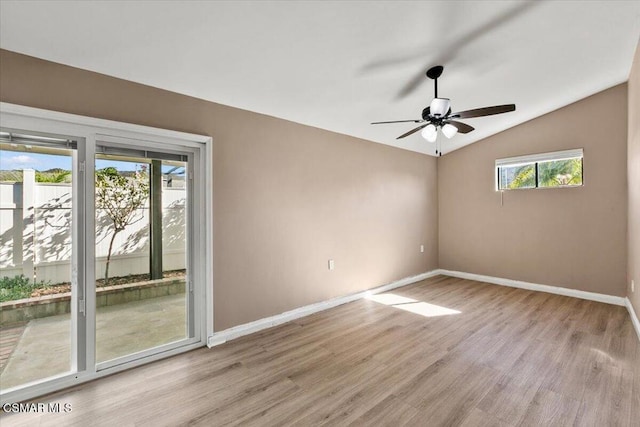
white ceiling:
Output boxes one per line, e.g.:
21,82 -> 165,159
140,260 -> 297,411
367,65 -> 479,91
1,1 -> 639,156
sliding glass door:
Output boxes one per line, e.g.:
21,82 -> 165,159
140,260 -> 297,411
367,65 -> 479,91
0,115 -> 208,402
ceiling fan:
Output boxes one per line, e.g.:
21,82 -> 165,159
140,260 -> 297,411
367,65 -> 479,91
372,65 -> 516,155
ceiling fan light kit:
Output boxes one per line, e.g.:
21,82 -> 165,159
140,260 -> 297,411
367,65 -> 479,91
421,124 -> 438,142
441,123 -> 458,139
372,65 -> 516,156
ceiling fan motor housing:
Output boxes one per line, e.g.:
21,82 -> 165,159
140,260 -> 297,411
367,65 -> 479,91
430,98 -> 451,118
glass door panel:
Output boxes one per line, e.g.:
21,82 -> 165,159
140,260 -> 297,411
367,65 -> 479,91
0,140 -> 76,390
94,152 -> 189,363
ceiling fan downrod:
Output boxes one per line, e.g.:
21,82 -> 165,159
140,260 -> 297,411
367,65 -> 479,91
426,65 -> 444,98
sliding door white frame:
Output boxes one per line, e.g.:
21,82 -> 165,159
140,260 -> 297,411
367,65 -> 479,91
0,102 -> 213,404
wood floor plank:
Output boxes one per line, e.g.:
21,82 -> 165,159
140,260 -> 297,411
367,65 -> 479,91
573,362 -> 634,426
476,373 -> 541,423
402,361 -> 500,425
540,329 -> 596,400
350,394 -> 420,426
1,275 -> 638,426
515,387 -> 580,426
459,407 -> 512,427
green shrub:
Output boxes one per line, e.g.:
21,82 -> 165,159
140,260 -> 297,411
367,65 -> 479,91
0,275 -> 50,303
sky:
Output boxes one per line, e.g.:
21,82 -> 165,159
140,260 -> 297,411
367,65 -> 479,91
0,151 -> 184,174
0,151 -> 71,171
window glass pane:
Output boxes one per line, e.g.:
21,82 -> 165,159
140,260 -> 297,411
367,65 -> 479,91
0,143 -> 74,390
537,158 -> 582,188
499,163 -> 536,189
95,153 -> 188,363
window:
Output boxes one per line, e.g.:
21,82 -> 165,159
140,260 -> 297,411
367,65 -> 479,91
496,149 -> 583,190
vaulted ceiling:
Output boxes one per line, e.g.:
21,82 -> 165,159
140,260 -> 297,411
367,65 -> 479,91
1,1 -> 639,155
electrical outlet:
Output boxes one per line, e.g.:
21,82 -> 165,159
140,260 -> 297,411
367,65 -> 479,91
420,245 -> 424,253
328,259 -> 335,270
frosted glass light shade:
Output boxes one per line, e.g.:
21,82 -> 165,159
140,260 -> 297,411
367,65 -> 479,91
421,124 -> 437,142
430,98 -> 450,117
442,123 -> 458,139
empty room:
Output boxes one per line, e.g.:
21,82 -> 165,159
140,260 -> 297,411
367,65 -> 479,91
0,1 -> 639,426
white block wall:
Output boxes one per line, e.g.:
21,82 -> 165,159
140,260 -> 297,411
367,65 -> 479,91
0,178 -> 186,284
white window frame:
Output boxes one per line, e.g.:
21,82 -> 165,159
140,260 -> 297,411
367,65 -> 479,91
495,148 -> 584,191
0,102 -> 214,403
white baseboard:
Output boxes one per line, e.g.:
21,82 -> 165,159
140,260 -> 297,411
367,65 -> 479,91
207,269 -> 439,347
626,298 -> 640,342
207,269 -> 638,348
436,269 -> 626,306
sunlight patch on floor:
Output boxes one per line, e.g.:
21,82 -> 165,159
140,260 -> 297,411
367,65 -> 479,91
590,347 -> 616,363
366,293 -> 461,317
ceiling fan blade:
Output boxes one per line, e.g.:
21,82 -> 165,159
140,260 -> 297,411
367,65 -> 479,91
397,124 -> 428,139
450,104 -> 516,119
371,119 -> 423,125
444,120 -> 475,134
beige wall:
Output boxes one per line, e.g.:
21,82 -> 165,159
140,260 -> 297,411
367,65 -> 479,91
629,40 -> 640,319
0,49 -> 439,331
439,84 -> 628,296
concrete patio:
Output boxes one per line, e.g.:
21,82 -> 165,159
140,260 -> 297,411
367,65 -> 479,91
0,293 -> 186,390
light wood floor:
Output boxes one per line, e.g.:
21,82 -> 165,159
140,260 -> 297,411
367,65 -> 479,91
2,275 -> 639,426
